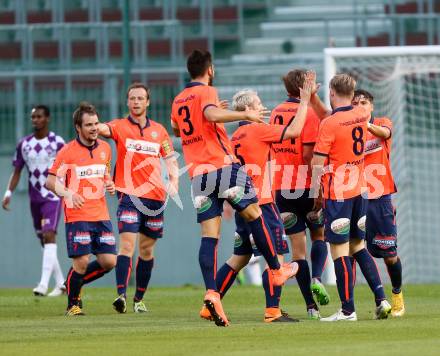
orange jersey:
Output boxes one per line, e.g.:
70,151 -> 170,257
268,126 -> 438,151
231,122 -> 286,205
49,138 -> 111,223
364,116 -> 396,199
106,116 -> 174,201
270,99 -> 320,190
314,105 -> 369,200
171,82 -> 237,178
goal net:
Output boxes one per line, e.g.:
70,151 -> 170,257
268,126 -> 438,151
324,46 -> 440,283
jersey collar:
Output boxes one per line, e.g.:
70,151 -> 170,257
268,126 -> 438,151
239,121 -> 251,127
76,137 -> 99,151
185,82 -> 205,88
286,97 -> 300,103
331,105 -> 353,114
369,114 -> 375,124
128,115 -> 151,129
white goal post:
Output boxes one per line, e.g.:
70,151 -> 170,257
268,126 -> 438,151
323,45 -> 440,284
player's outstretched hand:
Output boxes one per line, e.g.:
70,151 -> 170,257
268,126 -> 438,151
306,70 -> 320,97
244,108 -> 271,124
105,180 -> 116,195
219,100 -> 229,110
2,195 -> 10,211
299,71 -> 315,103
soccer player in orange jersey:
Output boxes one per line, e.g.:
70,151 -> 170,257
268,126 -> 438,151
211,80 -> 313,323
97,83 -> 178,314
270,69 -> 329,320
311,74 -> 391,321
171,49 -> 298,326
352,89 -> 404,317
46,102 -> 117,316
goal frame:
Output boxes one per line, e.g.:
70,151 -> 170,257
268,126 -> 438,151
324,45 -> 440,105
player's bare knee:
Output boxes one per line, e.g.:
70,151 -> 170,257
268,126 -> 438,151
227,254 -> 251,271
73,256 -> 88,274
119,235 -> 136,256
240,203 -> 261,222
200,217 -> 221,237
139,247 -> 154,260
349,238 -> 365,255
384,256 -> 398,265
98,255 -> 117,270
330,242 -> 349,260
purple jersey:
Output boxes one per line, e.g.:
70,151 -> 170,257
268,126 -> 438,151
13,131 -> 64,202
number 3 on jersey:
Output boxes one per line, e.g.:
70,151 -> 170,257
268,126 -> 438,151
178,105 -> 194,136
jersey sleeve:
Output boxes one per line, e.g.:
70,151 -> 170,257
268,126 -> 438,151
252,123 -> 286,143
48,146 -> 69,178
200,86 -> 219,113
12,139 -> 25,170
314,119 -> 334,156
105,119 -> 120,142
378,117 -> 393,137
56,135 -> 65,152
159,127 -> 175,158
105,143 -> 112,176
301,109 -> 320,145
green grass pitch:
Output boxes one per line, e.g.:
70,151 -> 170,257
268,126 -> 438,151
1,284 -> 439,355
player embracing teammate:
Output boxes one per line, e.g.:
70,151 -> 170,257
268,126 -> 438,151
171,50 -> 298,327
311,74 -> 392,321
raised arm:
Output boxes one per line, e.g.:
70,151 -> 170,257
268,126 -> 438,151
367,122 -> 391,140
283,71 -> 314,139
2,167 -> 22,210
97,123 -> 112,138
308,71 -> 331,120
204,106 -> 269,124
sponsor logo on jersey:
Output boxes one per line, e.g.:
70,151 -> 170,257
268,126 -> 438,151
220,186 -> 244,205
365,138 -> 383,155
100,233 -> 116,245
75,164 -> 106,179
73,232 -> 91,244
330,218 -> 350,235
146,218 -> 163,231
161,140 -> 172,156
125,138 -> 160,156
234,233 -> 243,248
357,215 -> 366,232
151,131 -> 158,139
194,196 -> 212,213
372,235 -> 396,249
100,151 -> 106,161
119,210 -> 138,223
41,218 -> 51,226
281,212 -> 297,229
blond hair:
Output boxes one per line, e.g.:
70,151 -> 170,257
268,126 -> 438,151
330,74 -> 356,98
232,89 -> 258,111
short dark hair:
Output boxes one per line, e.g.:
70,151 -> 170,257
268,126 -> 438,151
73,102 -> 98,130
32,105 -> 50,117
187,49 -> 212,79
353,89 -> 374,103
126,82 -> 150,99
282,69 -> 307,98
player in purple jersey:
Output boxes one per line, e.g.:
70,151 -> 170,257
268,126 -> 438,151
2,105 -> 66,297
